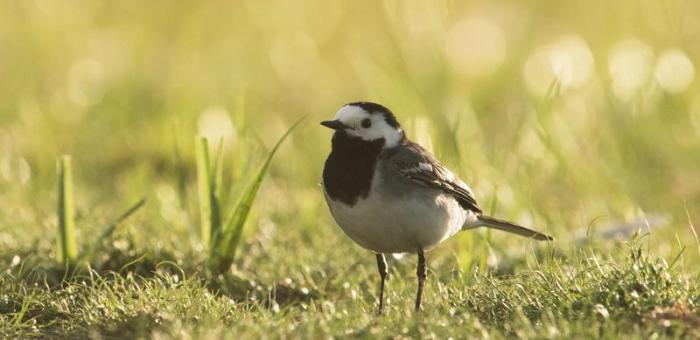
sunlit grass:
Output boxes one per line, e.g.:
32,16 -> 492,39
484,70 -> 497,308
54,155 -> 146,269
56,155 -> 77,266
196,119 -> 303,273
195,137 -> 223,250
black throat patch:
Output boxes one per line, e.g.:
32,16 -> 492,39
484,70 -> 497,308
323,131 -> 385,206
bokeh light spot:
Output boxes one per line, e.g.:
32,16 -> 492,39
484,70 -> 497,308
655,49 -> 695,94
523,35 -> 594,96
197,106 -> 236,148
607,39 -> 654,100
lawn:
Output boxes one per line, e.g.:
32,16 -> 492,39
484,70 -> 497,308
1,0 -> 700,338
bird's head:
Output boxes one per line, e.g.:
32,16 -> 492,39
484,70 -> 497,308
321,102 -> 405,148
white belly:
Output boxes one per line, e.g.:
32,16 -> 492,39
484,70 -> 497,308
323,173 -> 475,253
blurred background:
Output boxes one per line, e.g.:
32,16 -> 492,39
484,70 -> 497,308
1,0 -> 699,265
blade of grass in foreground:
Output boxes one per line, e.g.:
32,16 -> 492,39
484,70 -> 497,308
196,137 -> 214,248
209,139 -> 225,249
197,137 -> 226,250
57,155 -> 77,265
210,117 -> 305,273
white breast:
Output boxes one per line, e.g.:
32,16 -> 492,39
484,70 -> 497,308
323,169 -> 475,254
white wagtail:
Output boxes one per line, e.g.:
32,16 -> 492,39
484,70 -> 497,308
321,102 -> 553,313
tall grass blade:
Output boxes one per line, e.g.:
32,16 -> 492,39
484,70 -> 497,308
209,139 -> 225,247
57,155 -> 77,265
196,137 -> 213,248
211,117 -> 304,272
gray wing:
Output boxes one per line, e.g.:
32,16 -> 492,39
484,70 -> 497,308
381,141 -> 482,214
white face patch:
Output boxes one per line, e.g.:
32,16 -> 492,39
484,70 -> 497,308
334,105 -> 403,148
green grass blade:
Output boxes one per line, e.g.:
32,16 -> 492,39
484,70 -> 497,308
213,139 -> 225,195
209,138 -> 225,247
211,117 -> 305,272
57,155 -> 78,265
196,137 -> 213,248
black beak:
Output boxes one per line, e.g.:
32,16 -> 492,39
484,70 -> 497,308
320,119 -> 347,130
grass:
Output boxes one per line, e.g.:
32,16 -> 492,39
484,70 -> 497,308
195,136 -> 221,251
2,0 -> 700,338
1,239 -> 698,338
56,155 -> 77,266
197,118 -> 303,273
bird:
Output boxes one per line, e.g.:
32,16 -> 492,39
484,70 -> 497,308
320,102 -> 553,313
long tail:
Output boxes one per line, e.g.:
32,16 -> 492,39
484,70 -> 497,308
476,215 -> 553,241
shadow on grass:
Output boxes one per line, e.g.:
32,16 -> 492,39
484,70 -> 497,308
1,235 -> 320,312
205,273 -> 320,308
63,312 -> 167,340
1,240 -> 321,338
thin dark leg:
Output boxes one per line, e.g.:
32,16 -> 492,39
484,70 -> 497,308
415,249 -> 427,312
375,253 -> 388,314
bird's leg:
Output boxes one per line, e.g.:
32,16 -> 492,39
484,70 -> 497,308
375,253 -> 388,314
415,249 -> 427,312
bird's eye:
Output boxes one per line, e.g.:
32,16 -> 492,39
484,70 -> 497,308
361,118 -> 372,128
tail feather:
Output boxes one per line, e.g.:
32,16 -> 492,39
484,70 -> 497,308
476,215 -> 553,241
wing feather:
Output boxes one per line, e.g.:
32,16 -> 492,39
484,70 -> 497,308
382,142 -> 482,214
